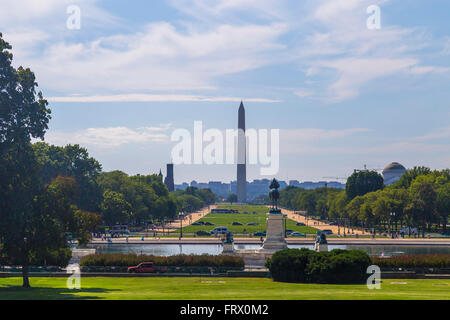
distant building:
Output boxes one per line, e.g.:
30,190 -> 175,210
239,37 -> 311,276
164,164 -> 175,192
382,162 -> 407,185
175,182 -> 189,191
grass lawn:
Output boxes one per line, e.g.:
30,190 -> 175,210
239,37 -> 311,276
178,204 -> 318,236
0,277 -> 448,300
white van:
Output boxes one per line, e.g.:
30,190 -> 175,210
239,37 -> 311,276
210,227 -> 229,235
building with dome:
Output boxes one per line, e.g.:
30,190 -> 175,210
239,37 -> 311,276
382,162 -> 407,185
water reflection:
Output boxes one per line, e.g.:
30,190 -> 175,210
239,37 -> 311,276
88,243 -> 450,257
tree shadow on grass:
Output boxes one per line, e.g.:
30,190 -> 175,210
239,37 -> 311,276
0,285 -> 120,300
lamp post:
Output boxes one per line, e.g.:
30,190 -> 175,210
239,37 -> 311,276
179,212 -> 185,239
390,212 -> 396,238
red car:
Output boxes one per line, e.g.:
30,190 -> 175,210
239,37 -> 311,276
127,262 -> 167,274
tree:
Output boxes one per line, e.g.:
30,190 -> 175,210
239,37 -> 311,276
406,179 -> 437,237
33,142 -> 102,211
196,189 -> 217,205
328,191 -> 347,221
346,171 -> 384,200
393,166 -> 431,189
98,171 -> 157,224
0,33 -> 52,288
74,209 -> 102,246
100,190 -> 132,226
437,183 -> 450,233
227,194 -> 238,205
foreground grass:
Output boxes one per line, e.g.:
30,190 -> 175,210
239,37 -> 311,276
179,204 -> 318,235
0,277 -> 448,300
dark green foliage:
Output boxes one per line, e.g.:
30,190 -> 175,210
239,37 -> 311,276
33,142 -> 102,212
371,254 -> 450,269
346,170 -> 384,200
266,249 -> 371,284
265,249 -> 311,283
226,194 -> 238,204
80,253 -> 244,268
173,187 -> 216,213
393,167 -> 432,189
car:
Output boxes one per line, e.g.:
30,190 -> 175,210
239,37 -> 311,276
322,229 -> 333,235
191,222 -> 202,226
210,227 -> 229,235
253,231 -> 266,237
290,232 -> 306,237
329,222 -> 338,226
232,222 -> 243,226
285,229 -> 294,235
247,223 -> 259,226
296,222 -> 306,226
196,230 -> 211,236
128,262 -> 167,274
204,222 -> 215,226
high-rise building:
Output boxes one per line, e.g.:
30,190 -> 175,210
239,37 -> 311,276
164,163 -> 175,192
237,101 -> 247,203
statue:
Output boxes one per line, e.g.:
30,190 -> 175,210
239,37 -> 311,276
314,231 -> 328,252
224,231 -> 234,244
222,231 -> 235,253
316,231 -> 328,245
269,179 -> 280,211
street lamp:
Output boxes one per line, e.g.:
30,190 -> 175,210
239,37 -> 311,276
179,212 -> 185,239
390,212 -> 396,238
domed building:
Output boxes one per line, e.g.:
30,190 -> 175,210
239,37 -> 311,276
382,162 -> 407,185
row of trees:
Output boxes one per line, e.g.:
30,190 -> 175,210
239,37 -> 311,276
33,142 -> 218,227
280,168 -> 450,237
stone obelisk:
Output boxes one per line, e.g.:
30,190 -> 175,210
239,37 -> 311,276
237,101 -> 247,203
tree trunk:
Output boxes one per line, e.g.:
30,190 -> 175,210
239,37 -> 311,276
22,265 -> 30,288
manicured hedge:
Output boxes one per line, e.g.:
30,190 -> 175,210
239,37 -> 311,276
80,253 -> 244,268
371,254 -> 450,269
265,248 -> 371,284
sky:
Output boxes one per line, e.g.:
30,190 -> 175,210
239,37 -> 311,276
1,0 -> 449,184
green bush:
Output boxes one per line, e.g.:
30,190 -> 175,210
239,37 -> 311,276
371,254 -> 450,269
80,253 -> 244,268
266,249 -> 371,284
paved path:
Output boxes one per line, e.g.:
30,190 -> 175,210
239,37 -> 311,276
151,205 -> 217,232
280,207 -> 366,235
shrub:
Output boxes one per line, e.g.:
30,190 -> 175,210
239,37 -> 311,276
265,248 -> 312,283
80,253 -> 244,268
266,249 -> 371,284
371,254 -> 450,269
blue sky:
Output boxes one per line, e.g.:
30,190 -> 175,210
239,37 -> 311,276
1,0 -> 449,183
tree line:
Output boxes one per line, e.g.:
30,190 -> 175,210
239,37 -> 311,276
280,169 -> 450,237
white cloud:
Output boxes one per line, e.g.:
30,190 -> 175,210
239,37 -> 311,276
2,0 -> 449,104
44,125 -> 172,148
13,21 -> 287,94
413,127 -> 450,141
47,94 -> 280,103
319,58 -> 418,101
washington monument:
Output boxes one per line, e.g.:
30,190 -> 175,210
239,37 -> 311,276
237,101 -> 247,203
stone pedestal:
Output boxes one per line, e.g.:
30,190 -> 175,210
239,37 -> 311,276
314,243 -> 328,252
222,242 -> 235,254
261,209 -> 287,251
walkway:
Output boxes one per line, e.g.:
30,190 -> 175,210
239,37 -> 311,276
281,207 -> 365,235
